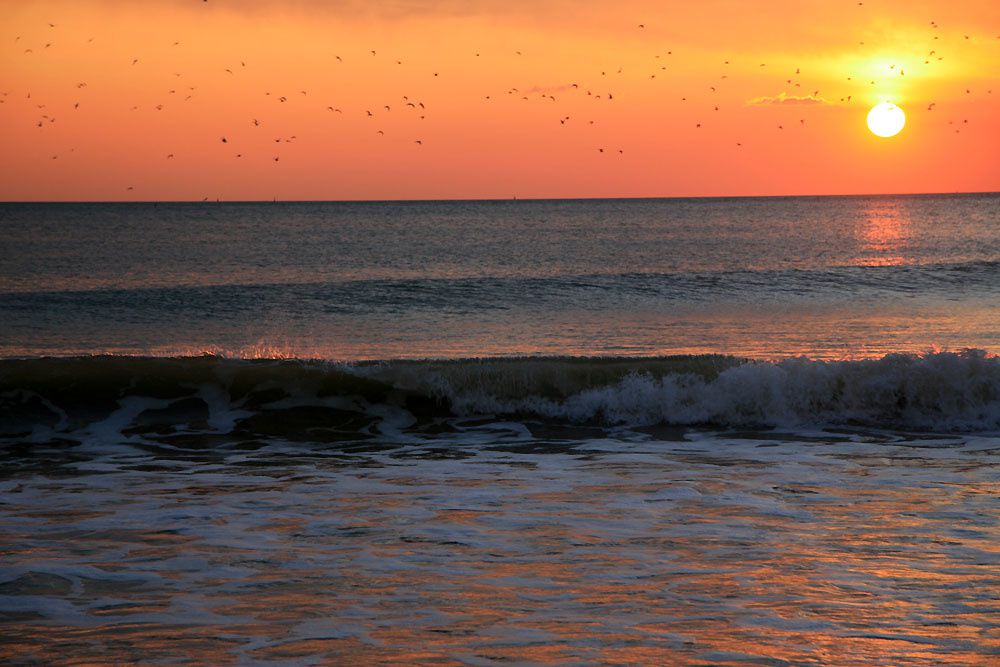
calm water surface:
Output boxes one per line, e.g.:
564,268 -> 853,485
1,194 -> 998,359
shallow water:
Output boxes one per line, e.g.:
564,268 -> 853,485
2,425 -> 998,665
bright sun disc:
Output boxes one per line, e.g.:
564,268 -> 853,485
867,102 -> 905,138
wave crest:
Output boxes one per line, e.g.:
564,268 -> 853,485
362,350 -> 1000,431
1,350 -> 999,438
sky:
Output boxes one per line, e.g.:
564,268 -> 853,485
1,0 -> 998,201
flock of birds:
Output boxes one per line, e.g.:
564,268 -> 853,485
3,4 -> 997,196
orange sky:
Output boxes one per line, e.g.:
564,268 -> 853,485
2,0 -> 998,200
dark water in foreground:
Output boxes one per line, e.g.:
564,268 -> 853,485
0,355 -> 998,665
1,195 -> 999,664
3,427 -> 998,665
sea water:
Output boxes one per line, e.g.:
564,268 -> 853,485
1,195 -> 999,665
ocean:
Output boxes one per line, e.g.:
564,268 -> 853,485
1,194 -> 999,665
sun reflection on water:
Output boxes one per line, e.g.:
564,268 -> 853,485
855,199 -> 913,266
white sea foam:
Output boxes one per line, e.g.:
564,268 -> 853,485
394,350 -> 1000,431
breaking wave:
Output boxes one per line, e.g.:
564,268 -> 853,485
2,350 -> 1000,440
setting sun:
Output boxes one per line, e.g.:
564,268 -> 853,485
867,102 -> 906,138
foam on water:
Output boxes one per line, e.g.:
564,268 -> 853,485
2,350 -> 1000,445
400,349 -> 1000,431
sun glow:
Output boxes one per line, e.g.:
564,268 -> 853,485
867,102 -> 906,138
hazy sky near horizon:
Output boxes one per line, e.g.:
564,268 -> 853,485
2,0 -> 998,200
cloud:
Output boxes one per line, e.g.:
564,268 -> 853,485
747,92 -> 830,106
522,84 -> 579,95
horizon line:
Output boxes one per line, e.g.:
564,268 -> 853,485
2,190 -> 998,205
